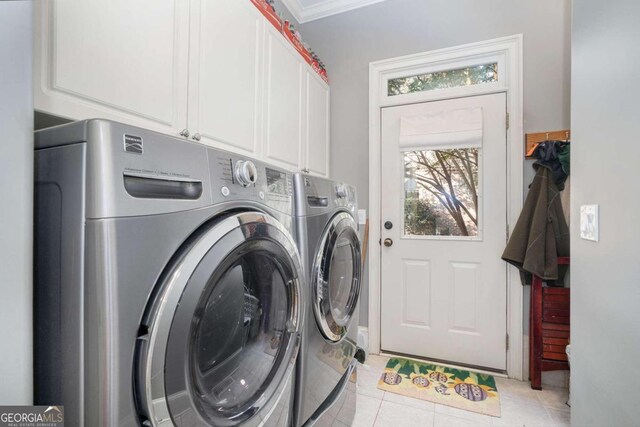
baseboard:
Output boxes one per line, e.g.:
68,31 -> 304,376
523,335 -> 529,377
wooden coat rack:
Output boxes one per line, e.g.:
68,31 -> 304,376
525,129 -> 570,158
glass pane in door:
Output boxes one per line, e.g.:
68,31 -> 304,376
403,148 -> 480,237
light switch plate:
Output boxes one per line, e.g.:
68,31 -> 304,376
580,204 -> 599,241
358,209 -> 367,225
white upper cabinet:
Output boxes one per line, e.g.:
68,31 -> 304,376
188,0 -> 263,154
34,0 -> 190,136
34,0 -> 330,177
305,70 -> 330,177
263,25 -> 304,171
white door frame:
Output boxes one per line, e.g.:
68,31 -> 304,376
368,34 -> 524,379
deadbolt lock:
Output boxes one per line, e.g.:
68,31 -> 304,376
384,221 -> 393,230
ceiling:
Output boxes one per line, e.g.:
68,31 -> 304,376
280,0 -> 386,23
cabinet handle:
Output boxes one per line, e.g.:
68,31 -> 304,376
179,129 -> 190,138
192,133 -> 201,142
301,168 -> 309,173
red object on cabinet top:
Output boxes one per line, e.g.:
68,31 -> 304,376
250,0 -> 282,31
248,0 -> 329,84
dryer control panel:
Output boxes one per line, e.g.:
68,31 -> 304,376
293,174 -> 358,218
209,150 -> 293,215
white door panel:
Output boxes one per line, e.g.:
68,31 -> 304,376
380,93 -> 507,370
188,0 -> 263,154
34,0 -> 189,134
305,71 -> 330,177
263,26 -> 303,170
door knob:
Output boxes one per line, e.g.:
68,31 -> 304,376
179,129 -> 190,138
192,133 -> 201,142
383,238 -> 393,247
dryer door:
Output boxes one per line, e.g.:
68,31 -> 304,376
312,212 -> 362,342
135,211 -> 303,427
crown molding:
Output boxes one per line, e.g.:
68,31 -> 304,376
280,0 -> 386,24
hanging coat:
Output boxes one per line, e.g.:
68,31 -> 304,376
502,166 -> 570,280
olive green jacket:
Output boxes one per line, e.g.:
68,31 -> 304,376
502,166 -> 570,280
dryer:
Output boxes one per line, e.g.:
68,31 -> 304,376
292,175 -> 362,427
34,119 -> 303,427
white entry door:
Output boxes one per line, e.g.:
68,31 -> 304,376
380,93 -> 508,370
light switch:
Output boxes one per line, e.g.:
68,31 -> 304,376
580,204 -> 599,242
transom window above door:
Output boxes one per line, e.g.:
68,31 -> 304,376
387,63 -> 498,96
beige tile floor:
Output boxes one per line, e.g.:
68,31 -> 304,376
354,355 -> 570,427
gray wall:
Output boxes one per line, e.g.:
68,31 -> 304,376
300,0 -> 571,328
35,111 -> 72,131
571,1 -> 640,425
0,1 -> 34,405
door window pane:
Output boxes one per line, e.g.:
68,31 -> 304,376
404,148 -> 479,237
388,63 -> 498,96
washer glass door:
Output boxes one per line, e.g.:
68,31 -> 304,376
136,212 -> 303,427
313,212 -> 362,342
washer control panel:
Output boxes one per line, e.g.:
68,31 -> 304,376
335,183 -> 348,199
235,160 -> 258,187
265,168 -> 292,198
209,150 -> 292,213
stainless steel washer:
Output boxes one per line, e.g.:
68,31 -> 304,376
292,174 -> 362,427
34,119 -> 303,427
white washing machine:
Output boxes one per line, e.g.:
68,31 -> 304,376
34,119 -> 304,426
292,174 -> 362,427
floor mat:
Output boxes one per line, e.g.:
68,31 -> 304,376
377,357 -> 501,417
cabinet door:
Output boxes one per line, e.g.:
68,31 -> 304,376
263,25 -> 304,171
33,0 -> 189,135
188,0 -> 263,154
305,71 -> 330,177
